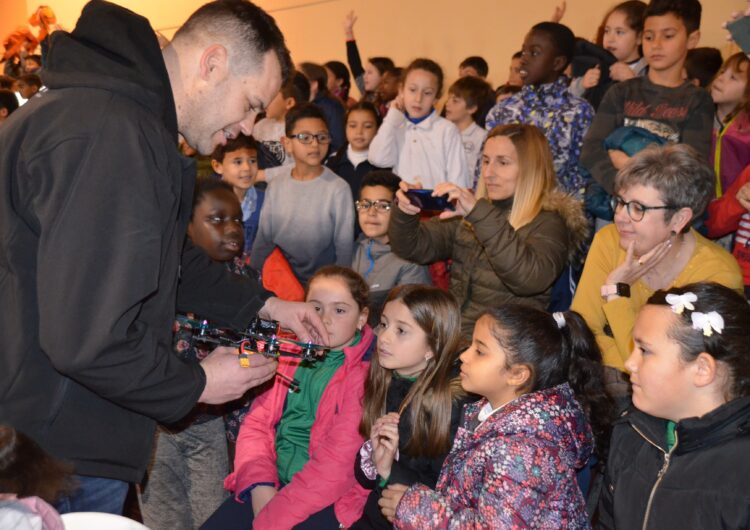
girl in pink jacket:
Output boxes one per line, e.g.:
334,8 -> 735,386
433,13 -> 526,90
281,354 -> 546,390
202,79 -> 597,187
202,266 -> 374,529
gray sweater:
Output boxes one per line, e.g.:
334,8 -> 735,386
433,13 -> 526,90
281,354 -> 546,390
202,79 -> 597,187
251,166 -> 354,283
351,235 -> 431,326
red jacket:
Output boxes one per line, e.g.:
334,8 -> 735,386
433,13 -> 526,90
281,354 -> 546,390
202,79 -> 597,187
706,165 -> 750,286
224,326 -> 373,529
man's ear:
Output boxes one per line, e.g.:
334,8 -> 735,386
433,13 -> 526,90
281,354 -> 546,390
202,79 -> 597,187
199,44 -> 229,83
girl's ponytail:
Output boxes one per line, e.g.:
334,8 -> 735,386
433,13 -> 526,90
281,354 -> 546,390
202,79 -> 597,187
556,311 -> 616,462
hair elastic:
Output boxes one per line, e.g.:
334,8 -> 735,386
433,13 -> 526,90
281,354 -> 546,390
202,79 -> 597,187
552,312 -> 566,329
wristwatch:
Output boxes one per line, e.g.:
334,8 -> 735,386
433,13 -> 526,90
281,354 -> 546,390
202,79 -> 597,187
601,283 -> 630,299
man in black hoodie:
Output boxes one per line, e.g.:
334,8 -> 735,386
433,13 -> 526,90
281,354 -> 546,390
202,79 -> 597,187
0,0 -> 326,515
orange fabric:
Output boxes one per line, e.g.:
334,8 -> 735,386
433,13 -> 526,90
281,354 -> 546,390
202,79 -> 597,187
261,247 -> 304,301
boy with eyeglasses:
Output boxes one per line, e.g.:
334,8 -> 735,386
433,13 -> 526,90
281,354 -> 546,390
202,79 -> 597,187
352,170 -> 431,326
251,104 -> 354,284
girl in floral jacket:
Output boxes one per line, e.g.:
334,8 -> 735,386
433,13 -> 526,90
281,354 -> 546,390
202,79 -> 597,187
381,305 -> 615,529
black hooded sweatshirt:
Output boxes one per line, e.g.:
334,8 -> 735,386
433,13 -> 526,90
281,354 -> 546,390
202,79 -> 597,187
0,0 -> 269,482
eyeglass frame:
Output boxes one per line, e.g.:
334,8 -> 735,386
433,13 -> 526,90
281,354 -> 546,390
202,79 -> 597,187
287,132 -> 332,145
355,199 -> 392,212
610,195 -> 678,222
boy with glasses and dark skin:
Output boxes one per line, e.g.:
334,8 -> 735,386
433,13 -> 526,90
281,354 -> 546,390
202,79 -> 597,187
572,144 -> 742,404
251,103 -> 355,284
351,170 -> 430,327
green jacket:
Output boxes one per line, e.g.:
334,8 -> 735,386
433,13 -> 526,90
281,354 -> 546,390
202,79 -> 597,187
389,193 -> 588,336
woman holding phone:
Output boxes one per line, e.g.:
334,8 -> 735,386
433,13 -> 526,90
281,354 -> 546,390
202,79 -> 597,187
389,123 -> 588,336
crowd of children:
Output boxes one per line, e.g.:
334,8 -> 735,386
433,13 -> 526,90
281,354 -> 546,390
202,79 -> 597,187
3,0 -> 750,528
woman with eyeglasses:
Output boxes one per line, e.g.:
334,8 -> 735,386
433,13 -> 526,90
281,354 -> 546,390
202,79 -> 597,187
389,123 -> 589,336
572,144 -> 743,403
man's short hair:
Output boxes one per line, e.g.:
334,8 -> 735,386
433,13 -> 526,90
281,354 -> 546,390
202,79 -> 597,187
0,90 -> 19,116
644,0 -> 701,34
175,0 -> 292,85
210,133 -> 257,162
285,103 -> 327,136
459,56 -> 489,78
685,48 -> 722,88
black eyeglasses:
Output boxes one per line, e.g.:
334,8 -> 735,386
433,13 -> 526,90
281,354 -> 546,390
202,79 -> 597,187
287,132 -> 331,145
611,196 -> 677,222
355,199 -> 392,212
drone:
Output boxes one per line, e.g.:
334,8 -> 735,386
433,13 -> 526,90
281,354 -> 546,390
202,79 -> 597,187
177,316 -> 329,392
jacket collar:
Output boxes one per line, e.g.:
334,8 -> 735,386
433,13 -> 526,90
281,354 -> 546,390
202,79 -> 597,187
521,75 -> 571,103
622,395 -> 750,454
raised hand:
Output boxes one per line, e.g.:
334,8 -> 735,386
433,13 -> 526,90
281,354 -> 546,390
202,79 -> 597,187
395,180 -> 424,215
433,182 -> 476,220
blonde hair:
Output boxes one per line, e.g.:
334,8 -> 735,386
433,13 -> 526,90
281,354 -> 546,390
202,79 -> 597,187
475,123 -> 557,229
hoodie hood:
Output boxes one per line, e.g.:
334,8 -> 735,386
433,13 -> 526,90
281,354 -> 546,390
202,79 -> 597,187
475,383 -> 593,469
541,190 -> 590,260
42,0 -> 177,138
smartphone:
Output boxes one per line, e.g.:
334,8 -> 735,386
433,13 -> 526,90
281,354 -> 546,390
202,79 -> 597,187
728,16 -> 750,55
404,189 -> 454,211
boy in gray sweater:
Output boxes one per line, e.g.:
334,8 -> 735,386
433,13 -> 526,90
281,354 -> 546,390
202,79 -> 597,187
251,104 -> 354,284
352,170 -> 430,326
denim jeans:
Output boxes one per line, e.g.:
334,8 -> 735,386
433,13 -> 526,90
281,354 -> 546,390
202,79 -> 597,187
54,475 -> 129,515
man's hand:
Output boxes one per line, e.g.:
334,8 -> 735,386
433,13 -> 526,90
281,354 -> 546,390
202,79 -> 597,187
258,297 -> 329,345
198,346 -> 277,404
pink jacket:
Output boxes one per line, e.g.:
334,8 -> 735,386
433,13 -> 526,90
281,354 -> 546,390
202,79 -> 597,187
224,326 -> 373,529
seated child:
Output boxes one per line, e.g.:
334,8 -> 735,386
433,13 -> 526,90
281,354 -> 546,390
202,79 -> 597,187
383,305 -> 614,528
0,90 -> 19,125
324,60 -> 356,108
251,103 -> 355,284
253,71 -> 311,168
709,52 -> 750,198
299,62 -> 347,153
351,171 -> 430,326
706,164 -> 750,299
203,266 -> 374,530
684,47 -> 722,88
598,282 -> 750,528
16,74 -> 42,102
0,424 -> 71,529
571,1 -> 648,100
581,0 -> 713,196
444,76 -> 494,182
351,285 -> 469,529
211,134 -> 263,255
342,10 -> 394,102
486,22 -> 594,198
368,58 -> 470,189
327,101 -> 385,201
506,51 -> 523,87
140,178 -> 257,530
458,56 -> 489,79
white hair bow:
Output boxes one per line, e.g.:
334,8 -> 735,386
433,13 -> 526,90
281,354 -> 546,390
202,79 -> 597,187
665,292 -> 697,315
691,311 -> 724,337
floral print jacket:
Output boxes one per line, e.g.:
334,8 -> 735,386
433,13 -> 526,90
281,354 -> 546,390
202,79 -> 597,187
486,77 -> 594,198
394,383 -> 593,529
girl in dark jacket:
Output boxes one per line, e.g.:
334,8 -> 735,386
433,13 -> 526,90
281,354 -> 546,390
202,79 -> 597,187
599,282 -> 750,530
350,285 -> 471,529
